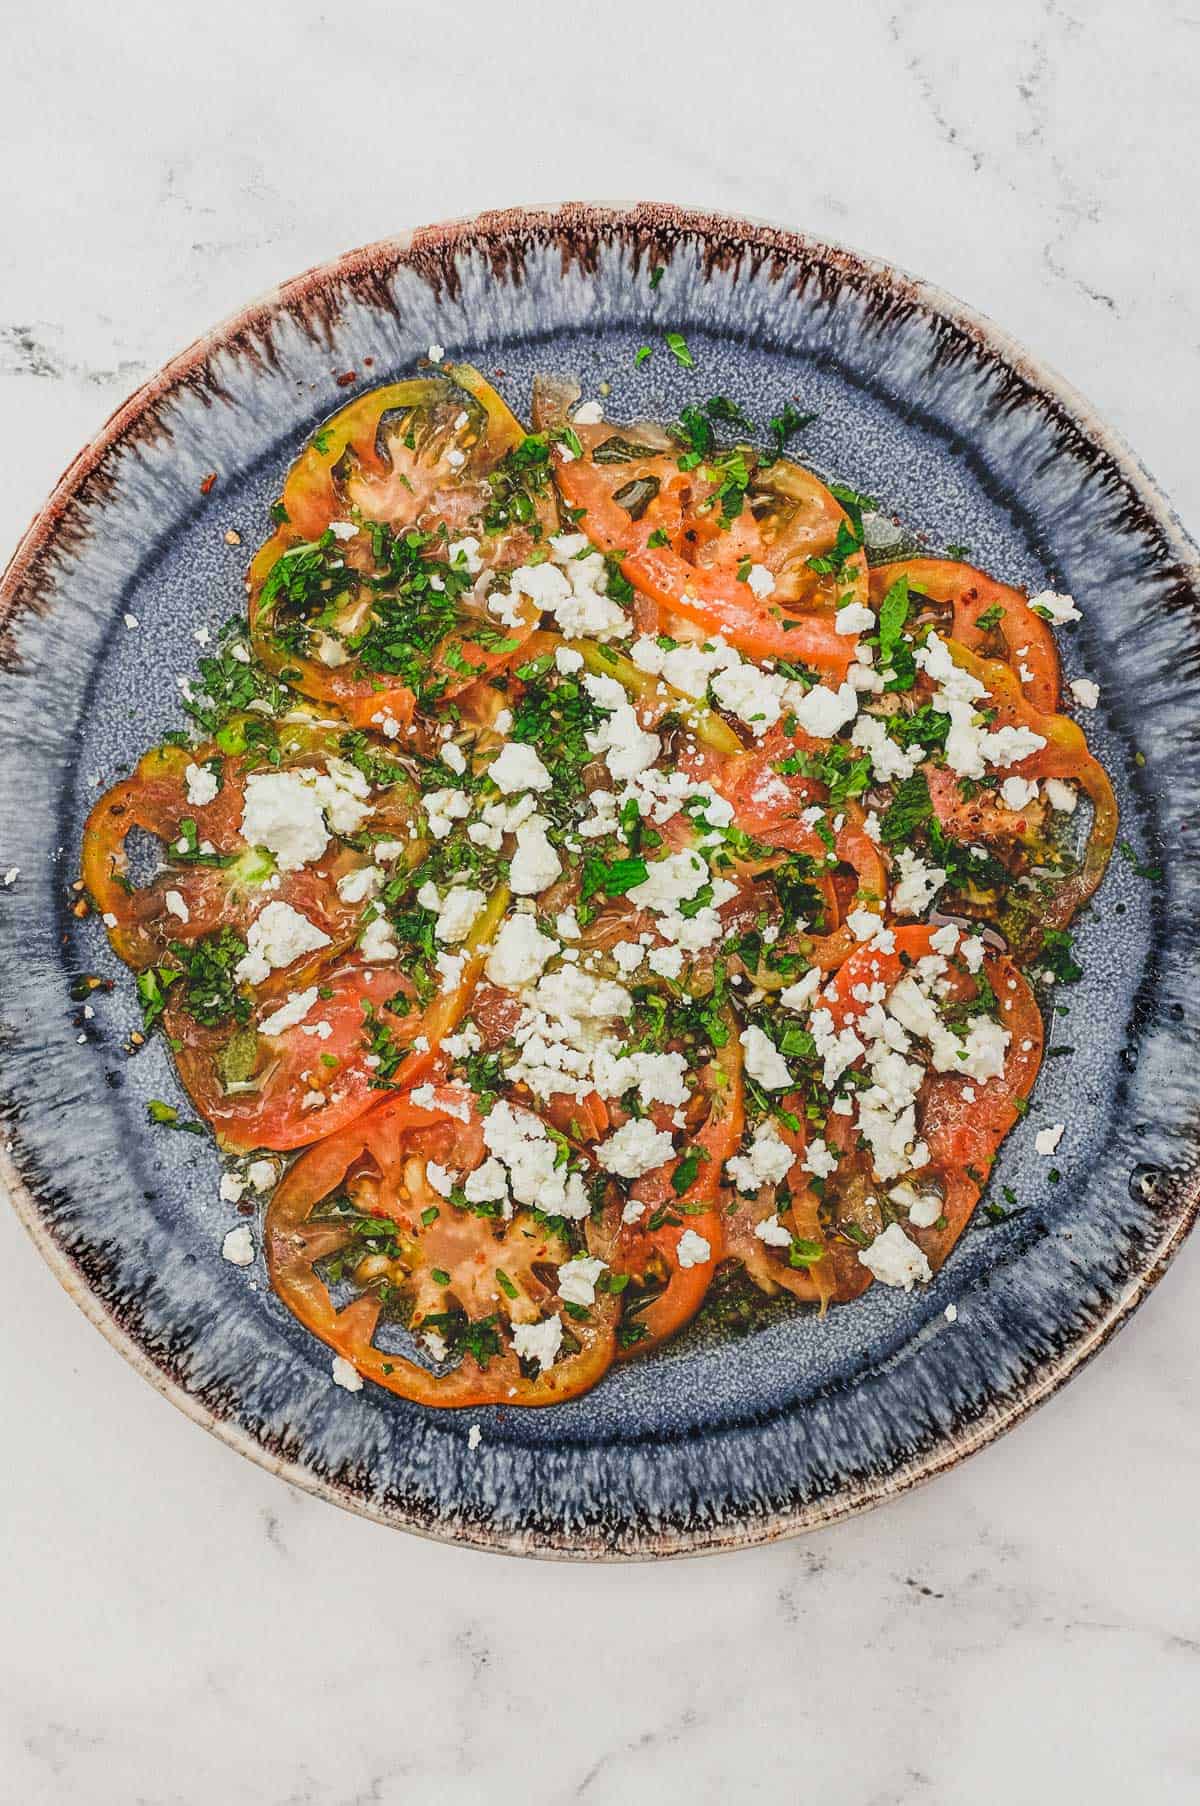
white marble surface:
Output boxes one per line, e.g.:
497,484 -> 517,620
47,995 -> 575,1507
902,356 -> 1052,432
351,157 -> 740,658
2,1 -> 1200,1800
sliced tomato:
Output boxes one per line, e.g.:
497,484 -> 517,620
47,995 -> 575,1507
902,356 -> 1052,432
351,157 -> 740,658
724,1097 -> 872,1310
531,379 -> 861,673
172,959 -> 419,1153
944,639 -> 1117,945
872,558 -> 1060,712
265,1090 -> 618,1406
913,956 -> 1043,1269
586,1027 -> 743,1355
248,365 -> 554,726
81,726 -> 421,971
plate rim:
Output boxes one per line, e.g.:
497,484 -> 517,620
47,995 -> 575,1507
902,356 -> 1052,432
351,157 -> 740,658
3,198 -> 1198,1560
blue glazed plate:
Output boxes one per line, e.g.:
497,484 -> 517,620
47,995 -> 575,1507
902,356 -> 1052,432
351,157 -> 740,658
2,203 -> 1197,1559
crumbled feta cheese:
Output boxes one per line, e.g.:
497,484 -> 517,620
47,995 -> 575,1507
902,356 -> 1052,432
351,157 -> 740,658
485,914 -> 558,988
246,1159 -> 276,1193
740,1025 -> 792,1090
858,1222 -> 932,1290
511,1316 -> 563,1372
573,399 -> 604,425
221,1226 -> 254,1266
427,342 -> 445,362
235,902 -> 330,984
1000,776 -> 1038,810
597,1117 -> 675,1179
259,986 -> 319,1037
509,817 -> 562,896
676,1228 -> 711,1269
360,915 -> 399,963
1030,589 -> 1081,624
337,865 -> 383,904
481,1100 -> 588,1220
241,763 -> 371,871
219,1172 -> 246,1204
791,681 -> 859,739
754,1214 -> 793,1248
726,1120 -> 797,1193
463,1157 -> 509,1205
892,848 -> 948,917
489,741 -> 552,794
1035,1122 -> 1065,1156
836,602 -> 875,636
557,1254 -> 608,1306
423,787 -> 472,839
466,1420 -> 482,1448
555,644 -> 585,674
648,945 -> 685,980
331,1355 -> 363,1392
448,535 -> 482,575
184,762 -> 219,807
163,889 -> 190,923
425,884 -> 487,944
780,968 -> 822,1013
745,563 -> 776,599
1069,678 -> 1099,710
1043,777 -> 1078,814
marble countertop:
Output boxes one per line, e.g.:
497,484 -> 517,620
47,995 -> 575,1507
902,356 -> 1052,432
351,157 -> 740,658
3,2 -> 1199,1800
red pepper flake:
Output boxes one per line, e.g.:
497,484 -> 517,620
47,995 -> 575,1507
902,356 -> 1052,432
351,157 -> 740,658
363,356 -> 374,368
199,472 -> 217,495
335,370 -> 357,387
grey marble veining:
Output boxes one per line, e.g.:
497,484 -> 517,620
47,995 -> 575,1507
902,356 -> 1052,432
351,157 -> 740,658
2,0 -> 1199,1801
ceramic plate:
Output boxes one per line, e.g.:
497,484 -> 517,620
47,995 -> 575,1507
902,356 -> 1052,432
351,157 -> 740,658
2,203 -> 1197,1559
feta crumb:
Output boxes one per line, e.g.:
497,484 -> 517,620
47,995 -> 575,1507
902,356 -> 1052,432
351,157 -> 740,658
163,889 -> 190,923
331,1355 -> 363,1392
427,342 -> 446,362
509,817 -> 562,896
596,1117 -> 675,1179
489,741 -> 552,794
221,1226 -> 254,1267
1000,776 -> 1038,810
259,985 -> 319,1037
573,399 -> 604,425
1030,589 -> 1081,624
676,1228 -> 711,1269
754,1215 -> 794,1248
246,1159 -> 276,1193
235,901 -> 330,984
1069,677 -> 1100,710
836,602 -> 875,636
467,1422 -> 482,1450
858,1222 -> 932,1290
740,1025 -> 792,1090
360,915 -> 399,963
184,762 -> 220,807
1035,1122 -> 1065,1156
2,866 -> 18,887
557,1254 -> 608,1306
746,563 -> 776,599
510,1315 -> 563,1372
486,914 -> 558,988
219,1172 -> 246,1204
1043,777 -> 1077,814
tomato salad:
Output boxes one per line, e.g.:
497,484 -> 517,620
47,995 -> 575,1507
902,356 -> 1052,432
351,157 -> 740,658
82,361 -> 1115,1409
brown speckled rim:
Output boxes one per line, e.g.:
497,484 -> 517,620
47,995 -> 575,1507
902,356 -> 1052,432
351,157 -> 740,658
2,201 -> 1199,1560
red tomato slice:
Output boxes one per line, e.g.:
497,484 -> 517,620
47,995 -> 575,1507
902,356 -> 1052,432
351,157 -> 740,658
265,1089 -> 619,1406
171,960 -> 419,1153
872,558 -> 1061,713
